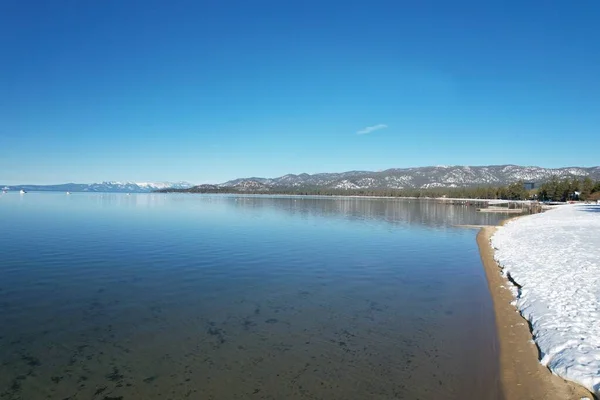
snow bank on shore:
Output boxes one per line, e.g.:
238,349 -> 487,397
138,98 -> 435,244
491,204 -> 600,394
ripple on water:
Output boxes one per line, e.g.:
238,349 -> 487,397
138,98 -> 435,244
0,194 -> 502,399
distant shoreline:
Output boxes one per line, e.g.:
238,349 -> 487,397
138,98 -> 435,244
3,190 -> 540,206
476,222 -> 592,400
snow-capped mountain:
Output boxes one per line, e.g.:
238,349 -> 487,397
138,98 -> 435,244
1,181 -> 193,193
217,165 -> 600,191
5,165 -> 600,194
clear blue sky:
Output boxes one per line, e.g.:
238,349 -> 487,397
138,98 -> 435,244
1,1 -> 599,184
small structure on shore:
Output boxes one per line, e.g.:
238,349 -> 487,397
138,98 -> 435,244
477,199 -> 528,214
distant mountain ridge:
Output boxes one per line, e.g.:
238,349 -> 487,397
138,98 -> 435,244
4,165 -> 600,194
217,165 -> 600,191
1,181 -> 192,193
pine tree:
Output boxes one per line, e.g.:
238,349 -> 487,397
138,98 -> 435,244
581,177 -> 593,200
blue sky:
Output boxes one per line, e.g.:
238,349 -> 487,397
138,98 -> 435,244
1,1 -> 599,184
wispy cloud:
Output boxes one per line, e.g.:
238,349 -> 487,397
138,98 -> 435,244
356,124 -> 388,135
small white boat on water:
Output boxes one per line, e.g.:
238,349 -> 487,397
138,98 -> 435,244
20,190 -> 27,194
66,191 -> 71,195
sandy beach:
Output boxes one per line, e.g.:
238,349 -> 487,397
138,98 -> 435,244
477,225 -> 593,400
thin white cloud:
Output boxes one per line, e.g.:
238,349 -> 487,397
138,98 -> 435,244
356,124 -> 388,135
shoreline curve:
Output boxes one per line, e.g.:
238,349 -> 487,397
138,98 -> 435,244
476,225 -> 593,400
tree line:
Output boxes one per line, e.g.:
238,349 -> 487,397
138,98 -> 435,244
156,180 -> 520,200
537,176 -> 600,202
159,177 -> 600,201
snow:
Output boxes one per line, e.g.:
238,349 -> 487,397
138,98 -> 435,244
333,180 -> 360,190
491,204 -> 600,394
136,182 -> 173,189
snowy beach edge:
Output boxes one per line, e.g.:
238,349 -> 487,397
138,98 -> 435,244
477,218 -> 594,400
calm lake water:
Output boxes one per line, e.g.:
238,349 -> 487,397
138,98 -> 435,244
0,193 -> 504,400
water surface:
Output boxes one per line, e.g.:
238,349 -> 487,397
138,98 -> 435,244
0,193 -> 504,399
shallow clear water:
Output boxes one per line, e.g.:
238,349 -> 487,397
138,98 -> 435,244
0,193 -> 504,399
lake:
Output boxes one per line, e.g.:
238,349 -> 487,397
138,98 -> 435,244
0,193 -> 504,399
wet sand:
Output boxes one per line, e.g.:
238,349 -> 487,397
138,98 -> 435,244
477,226 -> 594,400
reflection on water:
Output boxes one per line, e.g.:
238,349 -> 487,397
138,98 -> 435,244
223,195 -> 503,227
0,193 -> 502,399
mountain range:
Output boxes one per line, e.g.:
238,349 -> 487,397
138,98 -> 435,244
3,165 -> 600,193
216,165 -> 600,191
1,181 -> 192,193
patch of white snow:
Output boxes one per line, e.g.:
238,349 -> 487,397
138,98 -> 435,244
491,204 -> 600,394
